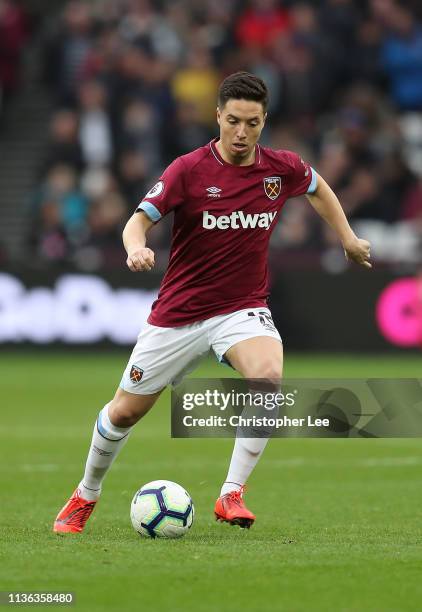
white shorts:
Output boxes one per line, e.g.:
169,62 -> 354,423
120,307 -> 282,395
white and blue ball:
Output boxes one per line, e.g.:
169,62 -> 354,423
130,480 -> 194,539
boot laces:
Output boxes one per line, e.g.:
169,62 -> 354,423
68,501 -> 95,527
226,485 -> 246,506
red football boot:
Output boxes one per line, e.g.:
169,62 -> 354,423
53,488 -> 97,534
214,486 -> 255,529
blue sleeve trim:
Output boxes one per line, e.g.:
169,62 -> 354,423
307,167 -> 318,194
136,201 -> 162,222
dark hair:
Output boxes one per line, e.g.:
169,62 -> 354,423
218,71 -> 268,112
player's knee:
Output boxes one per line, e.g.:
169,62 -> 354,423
109,388 -> 161,427
244,359 -> 282,382
109,402 -> 138,427
109,397 -> 147,427
262,363 -> 282,382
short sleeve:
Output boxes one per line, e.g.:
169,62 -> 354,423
136,157 -> 185,222
283,151 -> 318,197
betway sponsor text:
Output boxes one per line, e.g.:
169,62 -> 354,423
202,210 -> 277,230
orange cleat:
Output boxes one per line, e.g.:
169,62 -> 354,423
214,486 -> 255,529
53,488 -> 97,534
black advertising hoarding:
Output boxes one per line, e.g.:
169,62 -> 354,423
0,268 -> 420,351
270,269 -> 422,352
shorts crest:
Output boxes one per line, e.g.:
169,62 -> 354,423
263,176 -> 281,200
130,365 -> 144,383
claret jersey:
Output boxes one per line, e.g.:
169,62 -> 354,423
136,138 -> 317,327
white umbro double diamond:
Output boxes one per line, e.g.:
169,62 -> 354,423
206,186 -> 222,198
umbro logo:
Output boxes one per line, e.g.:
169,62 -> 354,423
206,186 -> 222,198
300,157 -> 310,177
93,445 -> 113,457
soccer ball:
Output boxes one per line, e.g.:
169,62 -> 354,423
130,480 -> 194,539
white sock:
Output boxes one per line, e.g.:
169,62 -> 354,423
220,437 -> 269,497
78,403 -> 133,501
220,383 -> 279,497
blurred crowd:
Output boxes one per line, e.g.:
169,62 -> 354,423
0,0 -> 29,113
9,0 -> 422,269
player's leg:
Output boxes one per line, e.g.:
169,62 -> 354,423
53,321 -> 209,534
78,387 -> 162,500
53,388 -> 162,534
221,336 -> 282,491
215,337 -> 282,527
224,336 -> 283,379
210,309 -> 282,527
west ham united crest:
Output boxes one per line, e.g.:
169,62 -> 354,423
130,365 -> 144,383
263,176 -> 281,200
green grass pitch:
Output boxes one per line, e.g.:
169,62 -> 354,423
1,351 -> 422,611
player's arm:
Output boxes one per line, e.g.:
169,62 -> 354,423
306,173 -> 372,269
122,211 -> 155,272
124,157 -> 185,271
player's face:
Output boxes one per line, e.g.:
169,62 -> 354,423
217,99 -> 266,165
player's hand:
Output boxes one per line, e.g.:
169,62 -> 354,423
343,237 -> 372,269
126,247 -> 155,272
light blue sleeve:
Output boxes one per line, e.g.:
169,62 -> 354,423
136,201 -> 162,222
306,167 -> 318,194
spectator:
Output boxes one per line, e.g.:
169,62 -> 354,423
319,0 -> 360,90
117,99 -> 160,173
235,0 -> 291,50
28,198 -> 70,265
43,1 -> 94,103
171,48 -> 220,126
164,101 -> 214,159
401,179 -> 422,225
376,2 -> 422,110
0,0 -> 29,102
117,149 -> 149,208
31,164 -> 88,236
42,109 -> 84,173
77,79 -> 113,167
78,191 -> 127,269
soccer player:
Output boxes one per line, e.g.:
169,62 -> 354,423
54,72 -> 371,533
